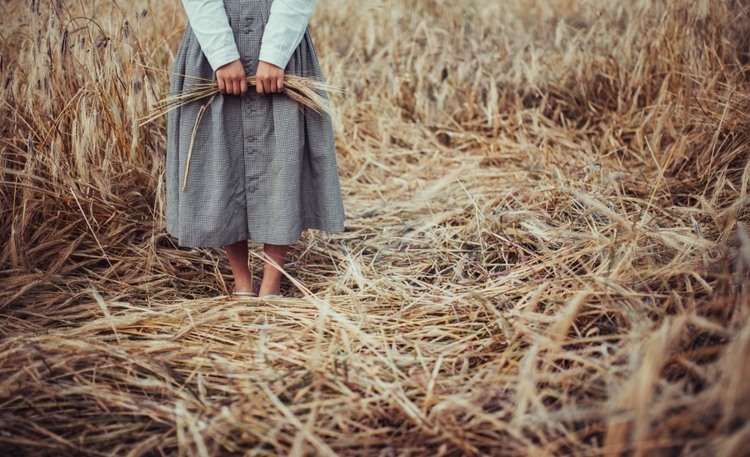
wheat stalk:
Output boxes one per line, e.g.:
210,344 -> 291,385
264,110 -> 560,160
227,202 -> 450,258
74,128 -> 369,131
139,74 -> 341,127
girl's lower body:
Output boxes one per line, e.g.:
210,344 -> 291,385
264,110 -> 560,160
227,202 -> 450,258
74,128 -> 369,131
166,0 -> 345,296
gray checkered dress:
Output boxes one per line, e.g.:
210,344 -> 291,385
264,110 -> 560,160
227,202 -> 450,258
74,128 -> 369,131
166,0 -> 345,248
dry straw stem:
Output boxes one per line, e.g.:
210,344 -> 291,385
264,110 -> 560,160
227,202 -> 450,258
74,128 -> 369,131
1,0 -> 750,456
140,74 -> 341,127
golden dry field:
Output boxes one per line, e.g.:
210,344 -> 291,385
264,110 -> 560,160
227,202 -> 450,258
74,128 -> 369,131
1,0 -> 749,455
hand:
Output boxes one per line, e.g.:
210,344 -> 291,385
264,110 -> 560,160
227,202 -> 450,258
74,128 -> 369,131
255,61 -> 284,95
215,60 -> 247,96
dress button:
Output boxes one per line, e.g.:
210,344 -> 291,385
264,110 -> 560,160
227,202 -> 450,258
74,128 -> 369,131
246,148 -> 257,155
248,186 -> 256,193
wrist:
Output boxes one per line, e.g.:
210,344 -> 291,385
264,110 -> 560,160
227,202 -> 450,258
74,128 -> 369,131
258,60 -> 283,71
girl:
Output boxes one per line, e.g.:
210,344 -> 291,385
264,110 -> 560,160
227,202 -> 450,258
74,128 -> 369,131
166,0 -> 345,297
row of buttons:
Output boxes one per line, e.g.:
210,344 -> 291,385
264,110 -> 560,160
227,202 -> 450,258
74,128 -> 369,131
236,13 -> 259,193
242,17 -> 254,34
245,134 -> 257,156
243,56 -> 254,73
241,14 -> 259,195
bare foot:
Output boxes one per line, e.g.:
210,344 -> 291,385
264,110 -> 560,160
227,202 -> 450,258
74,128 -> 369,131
225,240 -> 255,294
258,274 -> 281,297
258,244 -> 288,296
234,278 -> 257,295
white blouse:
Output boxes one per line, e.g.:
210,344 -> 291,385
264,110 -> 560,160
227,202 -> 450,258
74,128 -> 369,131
180,0 -> 316,71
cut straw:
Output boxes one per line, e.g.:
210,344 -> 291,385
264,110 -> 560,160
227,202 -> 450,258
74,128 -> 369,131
139,74 -> 342,127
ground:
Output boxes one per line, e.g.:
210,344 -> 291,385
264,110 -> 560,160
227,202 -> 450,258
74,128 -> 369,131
1,0 -> 749,455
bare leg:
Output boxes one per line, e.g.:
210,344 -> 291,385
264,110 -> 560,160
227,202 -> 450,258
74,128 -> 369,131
259,244 -> 288,297
225,240 -> 255,294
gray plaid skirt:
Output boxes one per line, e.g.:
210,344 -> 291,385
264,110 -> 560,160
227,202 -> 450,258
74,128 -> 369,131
166,0 -> 345,248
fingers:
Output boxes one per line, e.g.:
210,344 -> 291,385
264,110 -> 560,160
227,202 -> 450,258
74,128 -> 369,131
216,59 -> 248,96
218,60 -> 284,96
255,61 -> 284,95
256,74 -> 283,94
268,72 -> 283,93
256,76 -> 272,95
226,78 -> 234,95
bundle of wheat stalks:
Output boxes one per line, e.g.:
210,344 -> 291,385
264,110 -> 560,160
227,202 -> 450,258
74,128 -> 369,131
140,74 -> 340,126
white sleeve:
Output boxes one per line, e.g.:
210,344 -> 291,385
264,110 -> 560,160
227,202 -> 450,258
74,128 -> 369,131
181,0 -> 240,71
258,0 -> 316,69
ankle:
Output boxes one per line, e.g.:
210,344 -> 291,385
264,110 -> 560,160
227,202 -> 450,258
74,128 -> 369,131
233,271 -> 254,292
259,271 -> 282,292
258,282 -> 281,296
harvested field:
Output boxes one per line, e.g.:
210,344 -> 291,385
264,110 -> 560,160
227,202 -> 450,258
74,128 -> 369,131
1,0 -> 749,455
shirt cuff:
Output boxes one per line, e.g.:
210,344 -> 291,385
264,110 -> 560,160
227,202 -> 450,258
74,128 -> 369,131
206,45 -> 241,72
258,46 -> 290,69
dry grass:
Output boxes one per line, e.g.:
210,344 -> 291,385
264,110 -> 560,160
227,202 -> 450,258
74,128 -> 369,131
1,0 -> 749,455
141,74 -> 340,125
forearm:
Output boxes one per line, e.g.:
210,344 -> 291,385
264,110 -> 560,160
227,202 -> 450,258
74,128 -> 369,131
258,0 -> 316,69
181,0 -> 240,71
